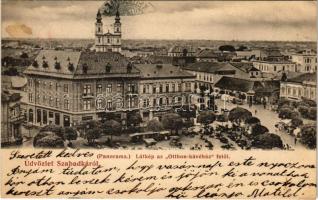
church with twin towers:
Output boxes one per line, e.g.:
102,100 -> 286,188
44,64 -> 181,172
94,9 -> 122,53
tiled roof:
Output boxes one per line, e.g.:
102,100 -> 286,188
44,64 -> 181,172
288,73 -> 317,83
230,62 -> 259,72
196,49 -> 219,58
135,64 -> 195,79
24,50 -> 140,79
214,76 -> 255,92
24,50 -> 81,78
75,52 -> 139,77
182,62 -> 235,73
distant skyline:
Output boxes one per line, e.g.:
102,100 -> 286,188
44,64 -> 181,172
2,1 -> 317,41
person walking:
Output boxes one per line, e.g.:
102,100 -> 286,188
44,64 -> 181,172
255,109 -> 257,115
294,137 -> 297,145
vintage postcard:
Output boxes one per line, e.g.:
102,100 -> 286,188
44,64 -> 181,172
1,0 -> 317,199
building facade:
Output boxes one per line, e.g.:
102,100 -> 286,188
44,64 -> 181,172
94,10 -> 122,53
253,60 -> 297,73
24,50 -> 140,127
280,73 -> 316,102
135,64 -> 195,121
291,49 -> 317,73
1,91 -> 24,146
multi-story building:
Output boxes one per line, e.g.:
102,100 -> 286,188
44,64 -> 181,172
135,64 -> 195,121
280,73 -> 316,102
1,91 -> 24,146
24,50 -> 140,127
94,10 -> 122,53
291,49 -> 317,73
182,62 -> 262,90
253,60 -> 297,73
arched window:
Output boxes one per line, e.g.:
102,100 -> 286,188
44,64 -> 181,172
29,109 -> 33,122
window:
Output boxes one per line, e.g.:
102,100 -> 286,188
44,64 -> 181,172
83,100 -> 91,111
55,113 -> 60,125
172,84 -> 176,92
143,99 -> 149,107
117,83 -> 122,93
83,85 -> 91,94
106,84 -> 112,93
43,110 -> 47,125
29,109 -> 33,122
97,84 -> 102,94
64,84 -> 68,93
152,85 -> 156,93
107,38 -> 110,43
143,85 -> 146,93
49,97 -> 53,106
49,112 -> 53,118
56,98 -> 60,108
37,109 -> 41,123
166,84 -> 169,93
178,83 -> 181,92
273,66 -> 277,71
128,84 -> 136,93
153,98 -> 157,107
116,99 -> 122,109
185,82 -> 191,91
28,79 -> 33,87
159,84 -> 163,93
97,99 -> 103,109
64,99 -> 69,110
28,93 -> 33,103
107,100 -> 112,110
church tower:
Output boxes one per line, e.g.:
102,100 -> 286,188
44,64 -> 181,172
94,9 -> 122,53
95,10 -> 103,52
112,10 -> 122,52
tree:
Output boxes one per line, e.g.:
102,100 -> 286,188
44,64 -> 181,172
278,107 -> 299,119
245,117 -> 260,125
251,124 -> 269,136
299,125 -> 316,149
218,45 -> 236,52
86,128 -> 102,146
197,111 -> 216,127
252,133 -> 283,149
39,125 -> 65,139
228,107 -> 252,123
291,117 -> 303,128
162,113 -> 183,134
298,105 -> 310,118
146,119 -> 164,132
308,107 -> 317,120
127,112 -> 142,127
64,127 -> 78,146
237,45 -> 247,51
36,135 -> 65,148
102,120 -> 122,142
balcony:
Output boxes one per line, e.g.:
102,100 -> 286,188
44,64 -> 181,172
82,93 -> 94,99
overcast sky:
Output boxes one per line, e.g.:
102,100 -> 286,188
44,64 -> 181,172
2,1 -> 317,41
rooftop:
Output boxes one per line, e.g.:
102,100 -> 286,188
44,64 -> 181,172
288,73 -> 317,83
24,50 -> 140,79
182,62 -> 235,73
135,64 -> 195,79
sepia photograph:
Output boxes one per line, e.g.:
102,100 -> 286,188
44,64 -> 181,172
1,0 -> 316,152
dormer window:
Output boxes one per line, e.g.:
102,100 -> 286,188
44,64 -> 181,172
42,61 -> 49,68
55,62 -> 61,70
42,56 -> 46,60
32,60 -> 39,68
82,63 -> 88,74
68,63 -> 74,72
105,63 -> 111,73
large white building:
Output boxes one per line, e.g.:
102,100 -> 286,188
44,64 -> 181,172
253,60 -> 297,73
280,73 -> 316,102
291,49 -> 317,73
94,10 -> 122,53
